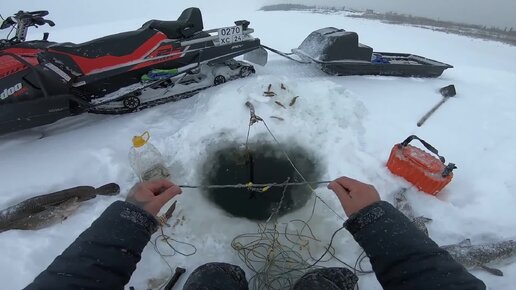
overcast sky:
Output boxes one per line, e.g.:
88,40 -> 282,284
0,1 -> 262,30
262,0 -> 516,28
1,0 -> 513,30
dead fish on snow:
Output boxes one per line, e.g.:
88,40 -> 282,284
289,96 -> 299,107
441,238 -> 516,276
11,197 -> 81,231
393,188 -> 432,235
0,183 -> 120,233
270,116 -> 284,121
275,101 -> 286,109
263,84 -> 276,97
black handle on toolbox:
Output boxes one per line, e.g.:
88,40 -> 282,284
399,135 -> 457,177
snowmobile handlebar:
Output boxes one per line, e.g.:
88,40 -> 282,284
13,10 -> 49,20
24,10 -> 49,18
1,10 -> 54,29
13,10 -> 54,27
1,10 -> 55,44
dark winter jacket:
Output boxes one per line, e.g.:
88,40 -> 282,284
24,200 -> 486,290
23,201 -> 158,290
345,201 -> 486,290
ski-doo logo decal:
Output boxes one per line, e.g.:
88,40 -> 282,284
0,83 -> 23,100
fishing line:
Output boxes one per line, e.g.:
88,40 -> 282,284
150,226 -> 198,290
230,102 -> 371,290
150,101 -> 371,290
177,181 -> 332,189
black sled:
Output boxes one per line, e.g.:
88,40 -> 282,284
268,27 -> 453,77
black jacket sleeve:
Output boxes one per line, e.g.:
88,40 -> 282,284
345,201 -> 486,290
24,201 -> 158,290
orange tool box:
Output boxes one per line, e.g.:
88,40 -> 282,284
387,135 -> 457,196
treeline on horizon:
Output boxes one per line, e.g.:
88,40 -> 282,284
259,4 -> 516,33
260,4 -> 516,45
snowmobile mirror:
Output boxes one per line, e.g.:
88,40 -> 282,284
44,20 -> 55,27
33,17 -> 46,26
0,17 -> 15,30
244,47 -> 268,66
43,32 -> 49,41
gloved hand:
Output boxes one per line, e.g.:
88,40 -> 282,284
126,179 -> 182,216
328,176 -> 380,217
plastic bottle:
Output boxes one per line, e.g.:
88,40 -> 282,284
129,131 -> 170,181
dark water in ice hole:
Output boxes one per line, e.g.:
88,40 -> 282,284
202,143 -> 322,220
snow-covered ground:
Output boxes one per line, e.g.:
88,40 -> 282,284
1,1 -> 516,290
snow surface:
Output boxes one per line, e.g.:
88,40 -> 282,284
1,1 -> 516,289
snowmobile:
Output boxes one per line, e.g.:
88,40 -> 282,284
0,8 -> 267,135
265,27 -> 453,77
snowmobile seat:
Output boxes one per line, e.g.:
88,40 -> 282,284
49,28 -> 157,58
142,7 -> 204,39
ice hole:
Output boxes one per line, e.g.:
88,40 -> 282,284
202,143 -> 321,220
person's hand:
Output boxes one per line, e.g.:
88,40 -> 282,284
126,179 -> 182,216
328,176 -> 381,217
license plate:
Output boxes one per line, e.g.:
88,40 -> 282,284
218,25 -> 244,45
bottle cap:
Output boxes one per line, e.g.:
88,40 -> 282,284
132,131 -> 150,148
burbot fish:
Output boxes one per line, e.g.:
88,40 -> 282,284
441,238 -> 516,276
0,183 -> 119,233
393,188 -> 432,235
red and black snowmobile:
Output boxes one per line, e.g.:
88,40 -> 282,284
0,8 -> 267,135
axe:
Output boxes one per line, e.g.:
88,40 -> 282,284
417,85 -> 457,127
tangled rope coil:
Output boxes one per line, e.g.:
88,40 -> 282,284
229,102 -> 373,290
149,202 -> 198,290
